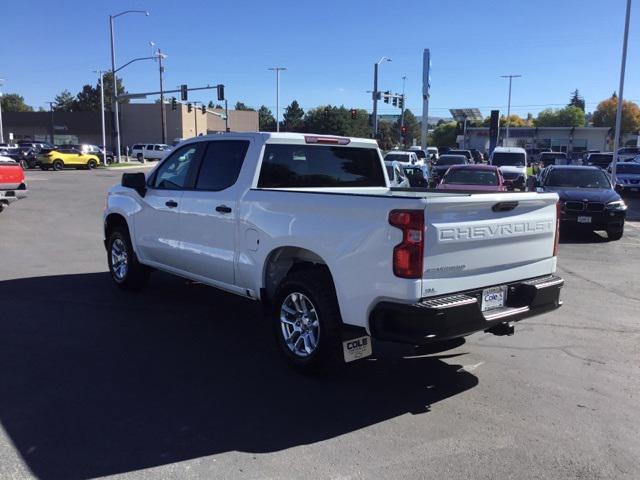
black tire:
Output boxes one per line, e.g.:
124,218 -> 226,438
20,159 -> 29,169
52,159 -> 64,171
0,203 -> 4,213
607,225 -> 624,241
272,269 -> 343,373
137,153 -> 144,162
107,226 -> 149,290
87,159 -> 98,169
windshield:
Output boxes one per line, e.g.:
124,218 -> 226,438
545,169 -> 610,188
443,168 -> 498,185
385,154 -> 411,163
589,154 -> 613,164
492,152 -> 526,167
410,150 -> 426,159
616,163 -> 640,174
436,156 -> 466,166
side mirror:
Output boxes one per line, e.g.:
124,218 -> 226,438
122,172 -> 147,197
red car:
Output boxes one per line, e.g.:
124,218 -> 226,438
0,155 -> 28,213
435,164 -> 506,192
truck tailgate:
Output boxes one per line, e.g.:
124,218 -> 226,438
0,164 -> 25,190
422,192 -> 558,297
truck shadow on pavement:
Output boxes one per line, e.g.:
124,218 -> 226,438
0,272 -> 477,480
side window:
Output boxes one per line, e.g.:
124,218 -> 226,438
132,144 -> 142,151
195,140 -> 249,191
151,144 -> 201,190
154,145 -> 163,151
146,145 -> 154,151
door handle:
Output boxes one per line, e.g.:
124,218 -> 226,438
165,200 -> 178,208
215,205 -> 232,213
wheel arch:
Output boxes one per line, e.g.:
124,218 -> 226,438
262,246 -> 336,304
104,212 -> 131,249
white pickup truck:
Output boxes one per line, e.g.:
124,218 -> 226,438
104,132 -> 563,372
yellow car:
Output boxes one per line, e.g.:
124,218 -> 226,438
39,144 -> 101,171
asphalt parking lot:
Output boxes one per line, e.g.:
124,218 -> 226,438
1,169 -> 640,480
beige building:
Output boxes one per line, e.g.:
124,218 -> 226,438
120,103 -> 258,147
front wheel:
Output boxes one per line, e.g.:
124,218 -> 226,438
607,225 -> 624,241
107,227 -> 149,290
87,159 -> 98,169
272,269 -> 343,373
136,153 -> 144,163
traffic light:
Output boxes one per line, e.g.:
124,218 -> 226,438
201,104 -> 206,114
217,84 -> 225,101
187,103 -> 192,113
401,125 -> 407,137
392,96 -> 398,107
350,108 -> 357,119
171,97 -> 177,111
398,95 -> 404,109
180,84 -> 188,101
383,91 -> 390,104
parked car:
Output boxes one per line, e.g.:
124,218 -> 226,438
38,145 -> 101,171
429,154 -> 469,186
539,151 -> 568,168
537,165 -> 626,240
383,151 -> 418,166
104,132 -> 563,372
130,143 -> 172,162
617,146 -> 640,161
436,164 -> 506,192
0,156 -> 28,212
447,149 -> 473,161
17,141 -> 56,151
16,147 -> 39,169
610,162 -> 640,194
586,152 -> 613,169
384,161 -> 410,188
489,146 -> 528,189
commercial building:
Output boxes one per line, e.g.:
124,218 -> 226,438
464,126 -> 611,154
2,103 -> 258,148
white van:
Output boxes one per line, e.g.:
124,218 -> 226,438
489,146 -> 527,188
130,144 -> 172,161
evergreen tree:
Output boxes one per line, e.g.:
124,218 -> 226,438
283,100 -> 305,131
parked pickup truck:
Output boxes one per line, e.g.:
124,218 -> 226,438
104,133 -> 563,372
0,155 -> 28,213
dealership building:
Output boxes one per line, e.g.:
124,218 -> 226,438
464,126 -> 611,153
2,103 -> 259,148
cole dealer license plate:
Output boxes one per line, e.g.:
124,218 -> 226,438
481,286 -> 507,312
343,336 -> 372,363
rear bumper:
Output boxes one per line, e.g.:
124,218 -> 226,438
369,275 -> 563,345
0,186 -> 28,203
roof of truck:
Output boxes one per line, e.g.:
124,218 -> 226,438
187,132 -> 379,149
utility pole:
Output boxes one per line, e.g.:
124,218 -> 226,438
0,78 -> 5,144
612,0 -> 632,183
501,74 -> 521,146
225,99 -> 229,132
46,101 -> 55,144
157,48 -> 167,144
268,67 -> 287,132
400,75 -> 407,136
372,57 -> 391,138
93,70 -> 107,164
421,49 -> 430,149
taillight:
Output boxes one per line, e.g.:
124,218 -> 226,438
389,209 -> 424,278
553,201 -> 561,256
304,135 -> 350,145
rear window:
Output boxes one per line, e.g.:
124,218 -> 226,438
384,153 -> 411,163
444,168 -> 498,185
410,150 -> 426,159
258,144 -> 386,188
589,154 -> 613,164
436,156 -> 467,166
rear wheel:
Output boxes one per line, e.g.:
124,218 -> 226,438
607,224 -> 624,241
272,269 -> 343,373
52,159 -> 64,171
107,226 -> 149,290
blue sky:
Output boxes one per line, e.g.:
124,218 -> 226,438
2,0 -> 639,119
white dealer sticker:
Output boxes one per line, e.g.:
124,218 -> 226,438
342,336 -> 372,363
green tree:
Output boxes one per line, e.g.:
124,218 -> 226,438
394,109 -> 420,147
100,72 -> 127,111
53,89 -> 76,112
482,114 -> 530,127
0,93 -> 33,112
234,102 -> 255,111
282,100 -> 305,131
376,122 -> 396,151
75,84 -> 101,111
592,95 -> 640,134
343,108 -> 371,138
258,105 -> 276,131
431,121 -> 458,147
303,105 -> 357,136
534,106 -> 585,127
569,89 -> 585,111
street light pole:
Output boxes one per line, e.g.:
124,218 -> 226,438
268,67 -> 287,132
612,0 -> 632,183
0,78 -> 5,144
156,48 -> 167,144
94,70 -> 107,165
46,101 -> 55,145
501,74 -> 521,146
372,57 -> 391,138
109,10 -> 149,163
